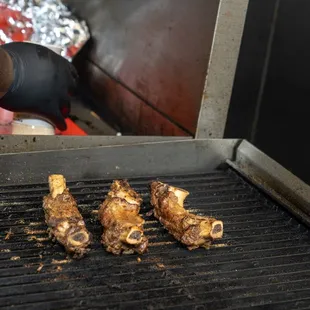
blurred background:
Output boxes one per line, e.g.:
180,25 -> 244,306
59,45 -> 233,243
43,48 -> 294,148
1,0 -> 310,184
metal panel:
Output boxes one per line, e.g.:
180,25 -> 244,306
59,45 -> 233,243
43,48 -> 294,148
67,0 -> 220,135
0,139 -> 239,184
0,135 -> 191,154
78,62 -> 190,135
228,140 -> 310,226
196,0 -> 249,139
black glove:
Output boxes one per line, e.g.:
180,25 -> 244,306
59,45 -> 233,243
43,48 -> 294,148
0,42 -> 78,130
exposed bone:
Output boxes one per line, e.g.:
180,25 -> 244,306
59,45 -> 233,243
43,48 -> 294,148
98,180 -> 148,255
49,175 -> 66,199
43,175 -> 92,258
150,181 -> 224,250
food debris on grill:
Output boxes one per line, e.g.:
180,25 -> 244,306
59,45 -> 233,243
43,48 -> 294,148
10,256 -> 20,261
98,180 -> 148,255
24,228 -> 47,235
55,266 -> 63,272
52,259 -> 72,265
29,222 -> 42,227
37,263 -> 44,272
150,181 -> 223,250
4,228 -> 13,240
42,175 -> 92,258
0,249 -> 10,253
27,236 -> 49,242
156,263 -> 165,269
15,219 -> 25,225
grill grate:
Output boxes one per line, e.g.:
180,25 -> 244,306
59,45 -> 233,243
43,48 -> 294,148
1,169 -> 310,309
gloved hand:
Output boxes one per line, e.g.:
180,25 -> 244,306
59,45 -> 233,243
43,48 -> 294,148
0,42 -> 78,130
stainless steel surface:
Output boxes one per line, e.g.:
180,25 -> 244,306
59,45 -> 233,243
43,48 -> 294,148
67,0 -> 220,135
1,136 -> 310,229
0,135 -> 191,153
228,140 -> 310,226
0,139 -> 239,184
196,0 -> 249,139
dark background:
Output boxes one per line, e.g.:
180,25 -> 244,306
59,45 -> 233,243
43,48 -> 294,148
226,0 -> 310,184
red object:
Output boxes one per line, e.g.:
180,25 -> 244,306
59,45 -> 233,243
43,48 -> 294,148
0,5 -> 86,136
55,118 -> 87,136
0,4 -> 34,44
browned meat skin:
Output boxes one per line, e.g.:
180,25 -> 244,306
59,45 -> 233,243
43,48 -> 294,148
150,182 -> 223,250
43,175 -> 92,258
98,180 -> 148,255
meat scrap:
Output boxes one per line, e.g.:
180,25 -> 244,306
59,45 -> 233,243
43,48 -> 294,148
98,180 -> 148,255
43,175 -> 92,258
4,228 -> 13,240
150,182 -> 223,250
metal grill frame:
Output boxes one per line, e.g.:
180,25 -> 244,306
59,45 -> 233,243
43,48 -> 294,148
0,138 -> 309,223
2,168 -> 310,309
1,138 -> 310,309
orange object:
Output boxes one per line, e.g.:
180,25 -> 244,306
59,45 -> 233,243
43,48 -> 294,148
55,118 -> 87,136
0,5 -> 34,44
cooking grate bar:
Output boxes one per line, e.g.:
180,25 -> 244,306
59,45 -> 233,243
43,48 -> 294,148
1,169 -> 310,309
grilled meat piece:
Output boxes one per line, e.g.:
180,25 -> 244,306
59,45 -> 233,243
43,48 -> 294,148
43,175 -> 91,258
98,180 -> 148,255
150,182 -> 223,250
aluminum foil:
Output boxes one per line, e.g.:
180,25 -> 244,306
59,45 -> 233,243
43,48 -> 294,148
0,0 -> 89,60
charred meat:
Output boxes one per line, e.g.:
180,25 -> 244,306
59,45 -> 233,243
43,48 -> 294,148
150,182 -> 223,250
43,175 -> 91,257
98,180 -> 148,255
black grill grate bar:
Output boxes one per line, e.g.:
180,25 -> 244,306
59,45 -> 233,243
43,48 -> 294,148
2,217 -> 293,239
3,259 -> 310,294
4,283 -> 310,310
1,234 -> 308,261
1,234 -> 307,268
0,202 -> 279,218
0,200 -> 264,218
0,195 -> 259,212
0,211 -> 288,230
2,237 -> 310,264
2,228 -> 306,255
0,188 -> 252,203
0,202 -> 263,218
2,275 -> 310,308
0,179 -> 241,196
0,213 -> 287,231
3,265 -> 310,300
3,246 -> 310,276
0,172 -> 230,191
1,169 -> 310,309
1,225 -> 300,252
3,246 -> 310,284
167,296 -> 310,310
1,222 -> 292,246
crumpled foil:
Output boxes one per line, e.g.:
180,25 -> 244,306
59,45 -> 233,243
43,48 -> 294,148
0,0 -> 89,60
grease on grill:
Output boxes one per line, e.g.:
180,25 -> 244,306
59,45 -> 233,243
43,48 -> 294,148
1,170 -> 310,309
